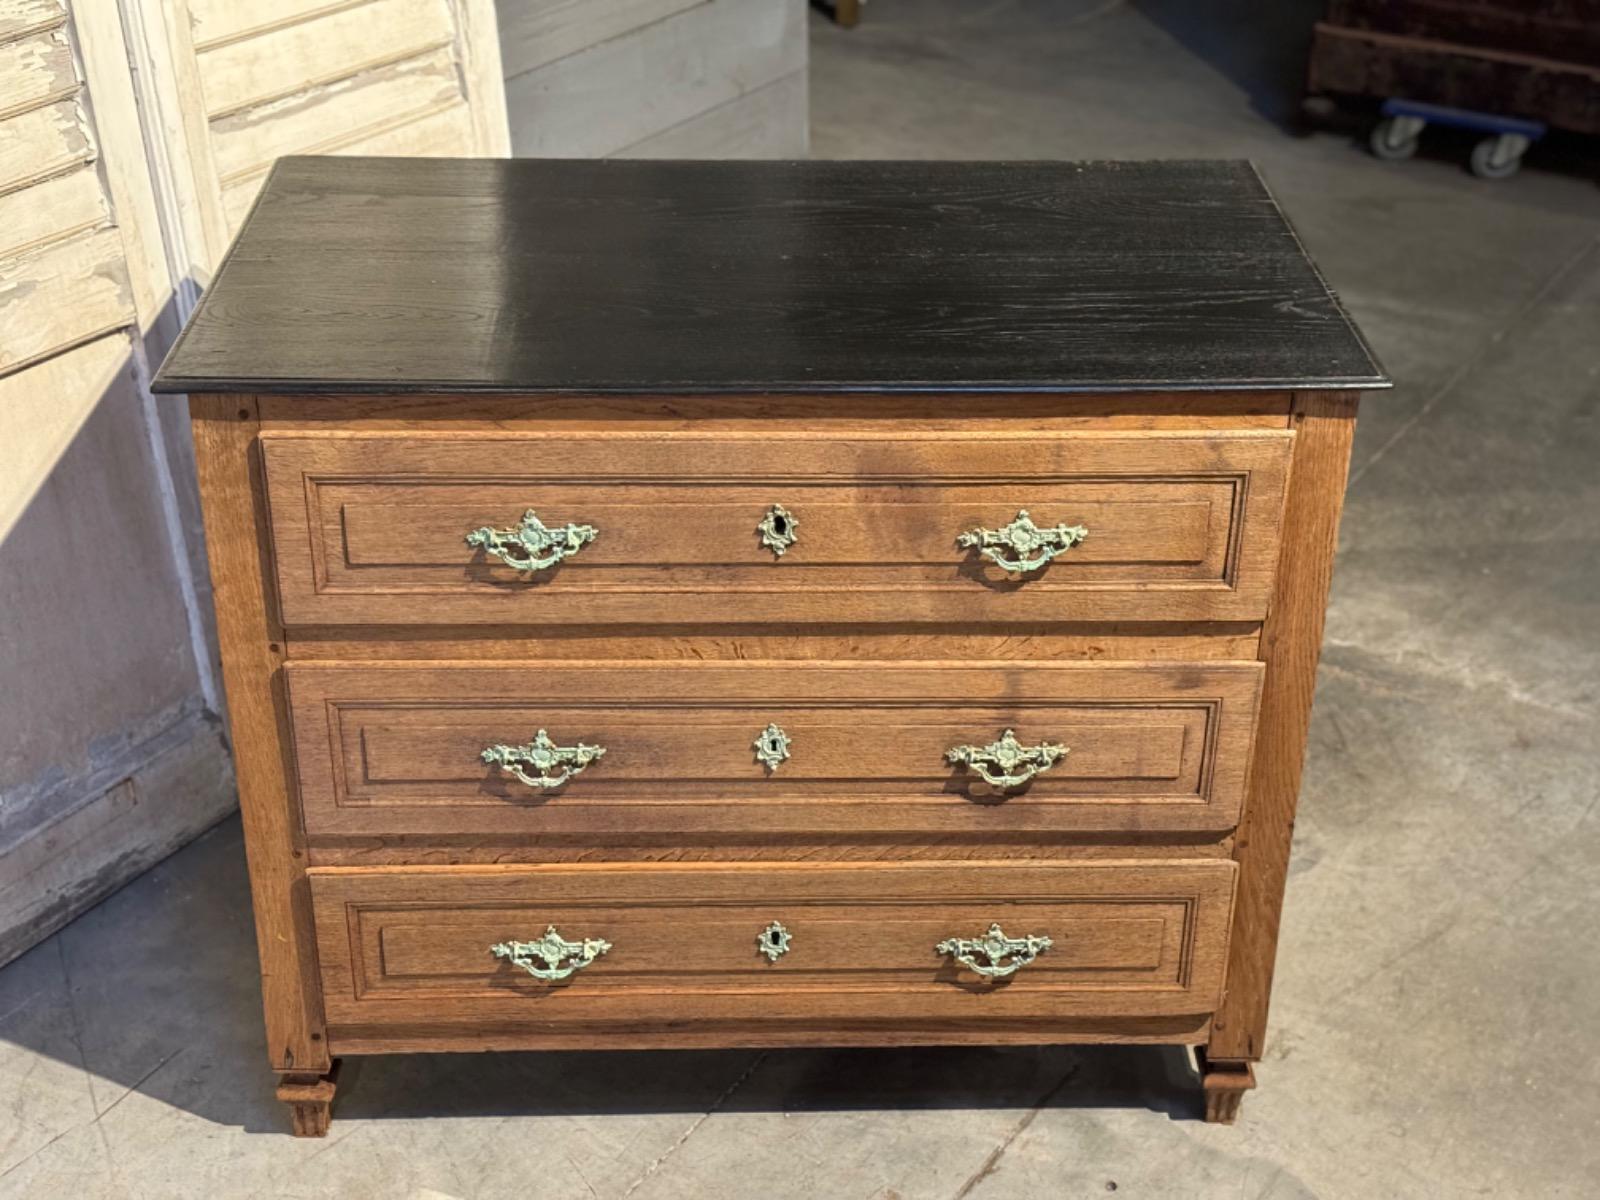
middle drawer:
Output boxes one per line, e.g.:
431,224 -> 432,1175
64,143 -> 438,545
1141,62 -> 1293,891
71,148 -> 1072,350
286,661 -> 1263,839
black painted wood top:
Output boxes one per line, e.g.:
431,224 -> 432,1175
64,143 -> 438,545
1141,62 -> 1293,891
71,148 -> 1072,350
153,156 -> 1388,396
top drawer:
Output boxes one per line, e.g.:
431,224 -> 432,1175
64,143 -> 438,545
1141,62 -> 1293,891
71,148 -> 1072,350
261,431 -> 1292,627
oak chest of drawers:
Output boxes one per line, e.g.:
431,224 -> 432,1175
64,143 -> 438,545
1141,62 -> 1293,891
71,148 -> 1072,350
154,156 -> 1387,1136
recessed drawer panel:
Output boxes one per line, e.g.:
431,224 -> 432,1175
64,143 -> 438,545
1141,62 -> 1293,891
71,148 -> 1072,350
260,431 -> 1292,625
286,661 -> 1263,838
310,860 -> 1238,1035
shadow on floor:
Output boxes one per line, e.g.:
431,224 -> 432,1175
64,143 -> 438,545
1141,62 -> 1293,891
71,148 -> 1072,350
1132,0 -> 1325,131
0,818 -> 1207,1136
334,1042 -> 1205,1126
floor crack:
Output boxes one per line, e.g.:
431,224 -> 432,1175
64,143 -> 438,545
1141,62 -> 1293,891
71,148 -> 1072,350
620,1052 -> 769,1198
54,937 -> 100,1117
950,1063 -> 1080,1200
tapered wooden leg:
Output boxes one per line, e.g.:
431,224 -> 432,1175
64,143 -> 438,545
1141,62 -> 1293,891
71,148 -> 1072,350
1199,1053 -> 1255,1124
277,1061 -> 341,1137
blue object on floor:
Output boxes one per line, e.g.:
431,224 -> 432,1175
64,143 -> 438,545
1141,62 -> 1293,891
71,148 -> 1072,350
1379,98 -> 1547,140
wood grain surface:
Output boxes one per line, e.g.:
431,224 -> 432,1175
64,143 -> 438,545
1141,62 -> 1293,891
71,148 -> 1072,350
309,859 -> 1238,1037
1208,394 -> 1359,1062
284,659 -> 1264,838
151,157 -> 1388,396
188,395 -> 329,1075
259,428 -> 1293,625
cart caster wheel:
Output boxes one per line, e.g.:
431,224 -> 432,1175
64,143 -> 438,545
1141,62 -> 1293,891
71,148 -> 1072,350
1470,133 -> 1528,179
1370,115 -> 1423,161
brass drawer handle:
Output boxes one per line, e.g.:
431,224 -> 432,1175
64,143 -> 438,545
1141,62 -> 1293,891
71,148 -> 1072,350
946,728 -> 1066,791
466,508 -> 597,572
936,923 -> 1052,979
957,509 -> 1086,574
482,729 -> 605,790
491,925 -> 612,981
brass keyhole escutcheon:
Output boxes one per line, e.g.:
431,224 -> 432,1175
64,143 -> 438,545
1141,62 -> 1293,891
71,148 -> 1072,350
758,921 -> 793,962
753,722 -> 792,773
757,504 -> 799,558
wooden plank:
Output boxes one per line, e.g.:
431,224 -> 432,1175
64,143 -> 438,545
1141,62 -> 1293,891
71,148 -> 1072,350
257,391 -> 1296,430
333,97 -> 476,155
209,48 -> 461,183
1207,392 -> 1360,1064
332,1020 -> 1213,1055
310,839 -> 1237,869
505,0 -> 805,157
498,0 -> 705,78
0,164 -> 106,259
0,27 -> 77,121
0,0 -> 65,42
218,101 -> 475,231
287,627 -> 1264,664
189,0 -> 351,51
0,98 -> 93,195
621,68 -> 807,158
188,394 -> 330,1075
196,0 -> 455,118
1308,21 -> 1600,134
0,228 -> 133,374
1325,0 -> 1600,67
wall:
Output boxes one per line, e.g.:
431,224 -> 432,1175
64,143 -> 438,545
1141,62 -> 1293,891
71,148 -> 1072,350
0,0 -> 507,968
499,0 -> 808,158
0,0 -> 230,965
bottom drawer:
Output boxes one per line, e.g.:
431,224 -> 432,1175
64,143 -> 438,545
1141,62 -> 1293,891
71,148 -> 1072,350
311,860 -> 1237,1040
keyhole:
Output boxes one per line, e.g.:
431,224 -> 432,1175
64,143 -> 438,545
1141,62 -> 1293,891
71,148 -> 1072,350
769,930 -> 782,947
771,516 -> 787,535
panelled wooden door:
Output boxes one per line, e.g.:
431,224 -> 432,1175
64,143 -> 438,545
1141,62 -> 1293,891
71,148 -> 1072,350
126,0 -> 508,280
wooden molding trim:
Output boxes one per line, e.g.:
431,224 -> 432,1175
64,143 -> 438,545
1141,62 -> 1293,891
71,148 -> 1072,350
189,393 -> 329,1073
1207,391 -> 1359,1062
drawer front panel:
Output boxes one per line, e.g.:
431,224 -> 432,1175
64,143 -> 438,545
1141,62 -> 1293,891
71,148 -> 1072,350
286,661 -> 1263,837
261,431 -> 1292,625
310,860 -> 1238,1032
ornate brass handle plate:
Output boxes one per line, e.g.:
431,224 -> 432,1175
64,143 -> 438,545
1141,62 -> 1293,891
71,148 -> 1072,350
481,729 -> 605,789
490,925 -> 612,981
936,923 -> 1052,979
946,728 -> 1066,791
957,509 -> 1087,575
466,509 -> 597,572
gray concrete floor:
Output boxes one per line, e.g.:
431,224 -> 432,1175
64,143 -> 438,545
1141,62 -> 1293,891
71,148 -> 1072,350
6,2 -> 1600,1196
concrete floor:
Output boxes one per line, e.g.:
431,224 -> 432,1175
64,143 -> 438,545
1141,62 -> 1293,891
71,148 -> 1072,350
5,2 -> 1600,1196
